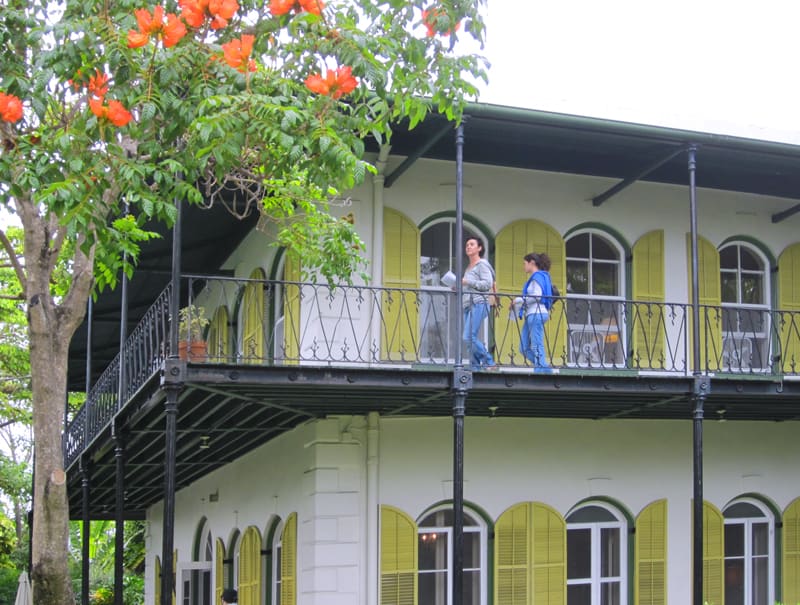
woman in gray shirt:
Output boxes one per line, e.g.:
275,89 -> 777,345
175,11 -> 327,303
462,237 -> 497,370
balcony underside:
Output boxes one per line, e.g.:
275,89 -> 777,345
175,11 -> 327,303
66,361 -> 800,519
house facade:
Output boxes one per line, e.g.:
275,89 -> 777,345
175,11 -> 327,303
64,105 -> 800,605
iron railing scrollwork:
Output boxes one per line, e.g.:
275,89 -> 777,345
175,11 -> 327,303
63,277 -> 800,467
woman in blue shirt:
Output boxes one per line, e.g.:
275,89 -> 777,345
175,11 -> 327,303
519,252 -> 554,373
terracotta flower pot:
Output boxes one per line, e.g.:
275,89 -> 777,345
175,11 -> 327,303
178,340 -> 208,361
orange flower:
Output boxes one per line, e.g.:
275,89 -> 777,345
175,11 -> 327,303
269,0 -> 294,14
422,7 -> 460,37
297,0 -> 323,15
221,34 -> 256,73
127,6 -> 187,48
304,66 -> 357,100
269,0 -> 323,16
88,70 -> 110,98
89,97 -> 133,127
180,0 -> 239,30
0,92 -> 23,123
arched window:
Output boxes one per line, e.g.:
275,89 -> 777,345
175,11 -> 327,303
723,498 -> 775,605
566,502 -> 628,605
417,505 -> 487,605
182,519 -> 213,605
719,243 -> 771,371
420,219 -> 489,362
565,231 -> 625,367
272,513 -> 297,605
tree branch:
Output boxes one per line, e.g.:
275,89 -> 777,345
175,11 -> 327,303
0,228 -> 27,296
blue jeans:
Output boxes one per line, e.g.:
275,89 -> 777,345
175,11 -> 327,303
521,313 -> 551,372
463,303 -> 494,369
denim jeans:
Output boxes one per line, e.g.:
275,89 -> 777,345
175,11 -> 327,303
463,303 -> 494,369
521,313 -> 551,372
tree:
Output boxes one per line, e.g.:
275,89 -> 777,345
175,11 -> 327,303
0,0 -> 487,601
0,226 -> 32,551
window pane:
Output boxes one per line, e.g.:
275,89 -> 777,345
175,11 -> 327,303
568,583 -> 591,605
720,246 -> 738,269
464,569 -> 480,605
741,275 -> 763,305
418,570 -> 447,605
591,235 -> 617,260
419,533 -> 447,570
463,531 -> 481,569
600,581 -> 621,605
567,506 -> 617,524
752,522 -> 768,556
567,529 -> 591,579
724,559 -> 745,605
721,272 -> 738,303
740,248 -> 762,271
567,261 -> 589,295
725,523 -> 745,557
725,503 -> 764,519
601,528 -> 620,577
421,223 -> 451,284
567,233 -> 590,258
752,556 -> 768,605
592,262 -> 618,296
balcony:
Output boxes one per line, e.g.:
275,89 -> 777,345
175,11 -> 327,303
63,275 -> 800,470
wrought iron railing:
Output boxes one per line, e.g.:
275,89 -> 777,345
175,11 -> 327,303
63,276 -> 800,467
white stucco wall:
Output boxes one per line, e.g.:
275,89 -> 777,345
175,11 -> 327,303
147,412 -> 800,605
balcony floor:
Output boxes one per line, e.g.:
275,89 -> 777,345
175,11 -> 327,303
66,360 -> 800,519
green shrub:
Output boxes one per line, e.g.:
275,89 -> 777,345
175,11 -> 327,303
0,568 -> 20,605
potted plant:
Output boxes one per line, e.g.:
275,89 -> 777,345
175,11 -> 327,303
178,305 -> 210,361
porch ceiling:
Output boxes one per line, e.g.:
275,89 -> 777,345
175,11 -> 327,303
67,104 -> 800,390
67,364 -> 800,519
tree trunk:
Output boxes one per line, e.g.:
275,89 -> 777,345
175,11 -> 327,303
18,201 -> 95,604
28,306 -> 76,603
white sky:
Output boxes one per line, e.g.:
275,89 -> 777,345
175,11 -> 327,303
480,0 -> 800,145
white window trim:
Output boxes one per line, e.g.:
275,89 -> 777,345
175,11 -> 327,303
419,219 -> 491,365
723,497 -> 775,605
565,230 -> 627,368
272,521 -> 285,605
566,502 -> 628,605
416,506 -> 488,605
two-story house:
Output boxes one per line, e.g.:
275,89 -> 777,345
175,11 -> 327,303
64,103 -> 800,605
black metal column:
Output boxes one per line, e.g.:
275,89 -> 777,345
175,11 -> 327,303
161,384 -> 180,605
687,144 -> 709,605
452,122 -> 471,605
113,429 -> 125,605
162,194 -> 183,605
80,458 -> 91,605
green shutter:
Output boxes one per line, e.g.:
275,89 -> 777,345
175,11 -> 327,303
239,526 -> 261,605
632,231 -> 665,369
380,505 -> 418,605
702,501 -> 724,605
783,497 -> 800,604
531,503 -> 566,605
635,499 -> 667,605
243,268 -> 266,362
215,538 -> 225,605
283,253 -> 302,363
382,209 -> 420,361
778,244 -> 800,372
281,513 -> 297,605
208,306 -> 229,363
495,503 -> 530,605
687,235 -> 722,371
495,220 -> 566,366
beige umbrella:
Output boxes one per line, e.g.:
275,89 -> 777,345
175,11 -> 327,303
14,571 -> 32,605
